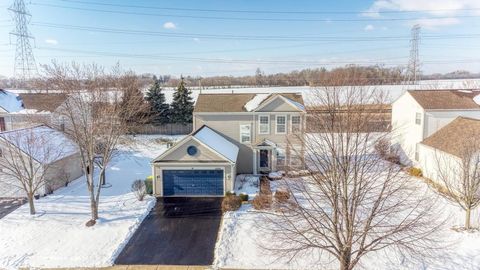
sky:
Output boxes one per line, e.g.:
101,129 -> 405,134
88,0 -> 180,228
0,0 -> 479,78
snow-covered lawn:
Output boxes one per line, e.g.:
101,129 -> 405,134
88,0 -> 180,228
215,176 -> 480,270
234,174 -> 259,198
0,135 -> 183,269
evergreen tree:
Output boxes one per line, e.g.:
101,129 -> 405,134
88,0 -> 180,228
170,76 -> 194,125
146,76 -> 170,124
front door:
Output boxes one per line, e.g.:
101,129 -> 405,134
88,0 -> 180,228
259,149 -> 270,171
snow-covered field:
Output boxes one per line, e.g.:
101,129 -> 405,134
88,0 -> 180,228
214,175 -> 480,270
0,135 -> 183,269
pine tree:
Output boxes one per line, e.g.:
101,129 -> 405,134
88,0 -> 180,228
146,76 -> 170,124
170,76 -> 194,125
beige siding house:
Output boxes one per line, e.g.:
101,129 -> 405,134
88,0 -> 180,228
152,93 -> 306,197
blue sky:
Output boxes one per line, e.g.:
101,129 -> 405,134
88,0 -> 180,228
0,0 -> 479,78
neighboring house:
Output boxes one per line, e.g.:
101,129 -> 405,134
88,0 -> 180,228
391,89 -> 480,164
152,93 -> 306,197
0,89 -> 69,131
418,117 -> 480,184
0,125 -> 83,197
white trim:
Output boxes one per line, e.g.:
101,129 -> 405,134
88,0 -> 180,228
258,114 -> 270,134
239,123 -> 252,144
157,166 -> 226,197
275,115 -> 287,134
254,94 -> 305,112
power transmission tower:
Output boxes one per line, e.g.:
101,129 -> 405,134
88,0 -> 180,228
406,24 -> 421,85
9,0 -> 37,87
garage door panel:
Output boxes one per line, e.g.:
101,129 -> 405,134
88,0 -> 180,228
163,169 -> 224,196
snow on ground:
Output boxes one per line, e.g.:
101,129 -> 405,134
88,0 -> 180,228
234,175 -> 259,198
215,175 -> 480,270
0,135 -> 182,269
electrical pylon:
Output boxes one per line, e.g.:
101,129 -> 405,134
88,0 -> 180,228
406,24 -> 421,85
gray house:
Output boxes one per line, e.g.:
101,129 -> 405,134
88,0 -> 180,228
151,93 -> 306,197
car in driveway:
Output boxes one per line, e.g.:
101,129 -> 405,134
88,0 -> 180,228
115,197 -> 222,266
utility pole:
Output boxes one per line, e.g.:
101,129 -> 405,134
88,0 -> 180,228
9,0 -> 37,88
406,24 -> 421,85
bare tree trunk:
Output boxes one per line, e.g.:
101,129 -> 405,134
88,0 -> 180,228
465,208 -> 471,229
87,172 -> 98,221
340,248 -> 352,270
27,193 -> 35,215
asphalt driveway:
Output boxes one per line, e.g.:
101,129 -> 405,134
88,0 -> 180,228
0,198 -> 26,219
115,197 -> 223,266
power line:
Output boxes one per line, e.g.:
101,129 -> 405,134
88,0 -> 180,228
30,2 -> 480,22
30,22 -> 480,41
9,0 -> 37,86
50,0 -> 480,15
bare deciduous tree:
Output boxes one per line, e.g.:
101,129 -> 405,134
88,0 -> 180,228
261,81 -> 444,270
435,135 -> 480,230
41,62 -> 149,225
0,127 -> 67,215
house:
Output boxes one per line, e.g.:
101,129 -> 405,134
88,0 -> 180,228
151,93 -> 306,197
417,117 -> 480,183
0,89 -> 69,131
391,89 -> 480,164
0,125 -> 83,197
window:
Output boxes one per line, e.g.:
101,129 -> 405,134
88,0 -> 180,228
276,115 -> 287,134
258,115 -> 270,134
276,148 -> 286,167
240,124 -> 251,143
415,113 -> 421,125
291,116 -> 301,133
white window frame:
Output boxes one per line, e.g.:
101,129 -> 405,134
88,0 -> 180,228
258,115 -> 270,134
275,115 -> 287,134
276,148 -> 286,167
290,115 -> 301,133
239,124 -> 251,143
415,112 -> 421,125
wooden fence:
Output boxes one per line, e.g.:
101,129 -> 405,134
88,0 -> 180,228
132,123 -> 193,135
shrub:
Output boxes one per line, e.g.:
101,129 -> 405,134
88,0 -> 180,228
260,176 -> 272,195
145,176 -> 153,195
131,179 -> 146,201
225,190 -> 236,196
407,167 -> 423,177
222,195 -> 242,212
385,153 -> 401,165
239,192 -> 249,202
374,138 -> 390,158
253,194 -> 272,210
274,188 -> 290,203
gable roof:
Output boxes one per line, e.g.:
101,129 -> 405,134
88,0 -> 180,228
0,89 -> 24,113
0,125 -> 78,164
193,93 -> 304,113
153,125 -> 238,163
407,90 -> 480,110
421,116 -> 480,157
19,93 -> 68,112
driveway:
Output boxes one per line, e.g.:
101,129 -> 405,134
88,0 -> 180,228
0,198 -> 26,219
115,197 -> 223,266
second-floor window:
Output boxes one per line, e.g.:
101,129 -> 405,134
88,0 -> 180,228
276,115 -> 287,134
240,124 -> 251,143
259,115 -> 270,134
415,112 -> 421,125
291,116 -> 301,133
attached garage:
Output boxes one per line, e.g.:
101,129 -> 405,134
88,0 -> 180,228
152,125 -> 239,197
162,169 -> 224,196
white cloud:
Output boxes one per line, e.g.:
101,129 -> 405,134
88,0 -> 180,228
364,0 -> 480,15
193,38 -> 200,43
163,22 -> 177,29
364,24 -> 375,31
45,39 -> 58,45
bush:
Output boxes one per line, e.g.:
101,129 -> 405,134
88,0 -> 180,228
253,194 -> 272,210
385,153 -> 401,165
131,179 -> 146,201
239,192 -> 249,201
222,195 -> 242,212
260,176 -> 272,195
225,190 -> 236,196
145,176 -> 153,195
374,138 -> 390,158
274,188 -> 290,203
407,167 -> 423,177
